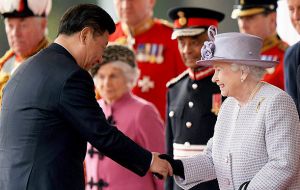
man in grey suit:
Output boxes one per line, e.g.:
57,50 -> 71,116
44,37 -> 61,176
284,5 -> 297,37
0,4 -> 171,190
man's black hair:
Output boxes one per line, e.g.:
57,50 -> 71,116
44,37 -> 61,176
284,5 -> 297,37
58,4 -> 115,36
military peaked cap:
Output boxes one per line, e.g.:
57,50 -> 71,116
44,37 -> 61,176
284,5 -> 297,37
231,0 -> 278,19
168,7 -> 224,39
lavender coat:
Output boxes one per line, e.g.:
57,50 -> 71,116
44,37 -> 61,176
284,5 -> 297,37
175,83 -> 300,189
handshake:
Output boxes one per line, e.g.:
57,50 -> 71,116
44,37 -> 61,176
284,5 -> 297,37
150,153 -> 184,180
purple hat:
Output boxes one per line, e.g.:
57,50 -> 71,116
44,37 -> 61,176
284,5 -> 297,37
197,26 -> 278,68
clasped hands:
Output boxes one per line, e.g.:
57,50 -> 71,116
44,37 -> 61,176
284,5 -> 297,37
150,152 -> 184,180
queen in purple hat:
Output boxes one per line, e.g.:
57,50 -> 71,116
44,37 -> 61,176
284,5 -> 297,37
160,26 -> 300,189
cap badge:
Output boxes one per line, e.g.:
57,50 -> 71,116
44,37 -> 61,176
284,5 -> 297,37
177,11 -> 187,26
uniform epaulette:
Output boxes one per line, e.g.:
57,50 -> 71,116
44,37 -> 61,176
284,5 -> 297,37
166,70 -> 189,88
278,40 -> 289,52
0,49 -> 14,70
156,18 -> 174,28
262,34 -> 290,53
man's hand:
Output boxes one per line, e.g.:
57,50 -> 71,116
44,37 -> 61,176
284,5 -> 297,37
150,152 -> 173,179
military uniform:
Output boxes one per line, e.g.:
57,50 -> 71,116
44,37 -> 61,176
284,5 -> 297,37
0,37 -> 49,104
0,0 -> 51,103
166,68 -> 222,190
232,0 -> 288,90
261,34 -> 288,90
164,7 -> 224,190
109,18 -> 186,120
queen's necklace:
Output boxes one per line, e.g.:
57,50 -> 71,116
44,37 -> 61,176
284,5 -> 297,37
247,81 -> 264,102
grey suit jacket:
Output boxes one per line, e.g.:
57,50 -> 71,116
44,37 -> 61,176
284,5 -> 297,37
175,84 -> 300,190
0,43 -> 152,190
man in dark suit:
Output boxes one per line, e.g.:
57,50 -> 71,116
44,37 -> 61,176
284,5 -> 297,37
284,0 -> 300,112
0,4 -> 171,190
165,7 -> 224,190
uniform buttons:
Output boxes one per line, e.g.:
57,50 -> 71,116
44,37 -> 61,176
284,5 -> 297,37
186,121 -> 192,128
169,111 -> 175,117
188,101 -> 194,108
192,83 -> 198,89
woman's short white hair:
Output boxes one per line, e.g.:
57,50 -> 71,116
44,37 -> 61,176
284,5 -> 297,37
90,44 -> 140,90
109,61 -> 140,89
230,63 -> 266,81
93,61 -> 140,90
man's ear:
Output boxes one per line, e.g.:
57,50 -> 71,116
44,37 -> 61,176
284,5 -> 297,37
41,18 -> 47,31
269,12 -> 277,25
150,0 -> 156,9
79,27 -> 92,45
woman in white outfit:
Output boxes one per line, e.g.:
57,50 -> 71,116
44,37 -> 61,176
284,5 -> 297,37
160,26 -> 300,190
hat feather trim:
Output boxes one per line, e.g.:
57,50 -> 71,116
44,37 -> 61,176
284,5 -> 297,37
0,0 -> 20,14
28,0 -> 51,16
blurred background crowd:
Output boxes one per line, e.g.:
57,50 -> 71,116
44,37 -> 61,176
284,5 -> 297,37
1,0 -> 299,56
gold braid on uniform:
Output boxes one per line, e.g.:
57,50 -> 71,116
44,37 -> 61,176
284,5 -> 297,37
15,37 -> 50,62
0,49 -> 14,70
0,37 -> 50,107
261,34 -> 288,52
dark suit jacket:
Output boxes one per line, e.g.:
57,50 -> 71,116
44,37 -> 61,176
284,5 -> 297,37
284,41 -> 300,111
0,43 -> 152,190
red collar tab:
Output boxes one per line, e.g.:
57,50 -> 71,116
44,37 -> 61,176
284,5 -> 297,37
188,67 -> 214,80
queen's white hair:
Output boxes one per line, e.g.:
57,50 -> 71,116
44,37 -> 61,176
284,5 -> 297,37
230,63 -> 266,81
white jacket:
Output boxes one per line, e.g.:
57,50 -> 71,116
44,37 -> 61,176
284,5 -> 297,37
175,83 -> 300,190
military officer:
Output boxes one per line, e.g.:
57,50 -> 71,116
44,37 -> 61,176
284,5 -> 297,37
232,0 -> 288,90
165,7 -> 224,190
0,0 -> 51,103
110,0 -> 186,120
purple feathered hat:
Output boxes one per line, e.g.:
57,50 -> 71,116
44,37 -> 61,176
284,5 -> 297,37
197,26 -> 278,68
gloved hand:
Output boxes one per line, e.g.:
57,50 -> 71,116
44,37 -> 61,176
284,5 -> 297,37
159,154 -> 185,179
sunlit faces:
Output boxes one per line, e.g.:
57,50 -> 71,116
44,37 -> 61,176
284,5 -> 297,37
81,30 -> 109,70
237,13 -> 276,39
114,0 -> 155,27
288,0 -> 300,34
95,63 -> 129,104
4,16 -> 47,57
211,62 -> 242,97
177,33 -> 208,69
